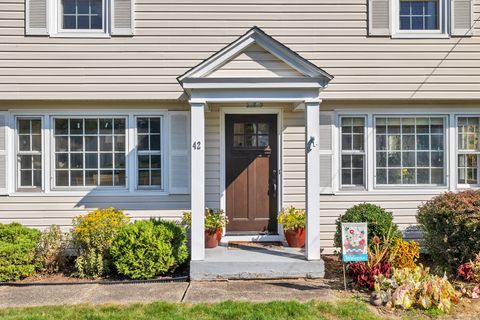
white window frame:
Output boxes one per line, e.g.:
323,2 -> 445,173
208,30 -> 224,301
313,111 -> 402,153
339,115 -> 367,190
373,115 -> 448,188
456,115 -> 480,189
391,0 -> 450,38
15,117 -> 44,192
8,110 -> 172,196
51,115 -> 128,191
49,0 -> 110,38
134,115 -> 165,191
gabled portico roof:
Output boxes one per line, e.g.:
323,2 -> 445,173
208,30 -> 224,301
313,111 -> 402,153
177,27 -> 333,95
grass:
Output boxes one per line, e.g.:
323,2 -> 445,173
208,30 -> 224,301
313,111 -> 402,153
0,299 -> 384,320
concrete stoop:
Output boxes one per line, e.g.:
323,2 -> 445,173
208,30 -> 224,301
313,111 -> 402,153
190,245 -> 325,280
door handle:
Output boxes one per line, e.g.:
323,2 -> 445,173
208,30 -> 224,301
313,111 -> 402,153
273,183 -> 277,197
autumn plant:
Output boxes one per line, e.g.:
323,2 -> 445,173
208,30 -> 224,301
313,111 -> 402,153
457,252 -> 480,283
278,206 -> 306,231
72,208 -> 130,278
417,190 -> 480,272
374,264 -> 459,313
390,239 -> 420,270
35,225 -> 66,274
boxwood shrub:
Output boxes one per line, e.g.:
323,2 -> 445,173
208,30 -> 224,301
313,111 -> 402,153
334,203 -> 402,249
417,190 -> 480,272
110,219 -> 188,279
0,223 -> 41,282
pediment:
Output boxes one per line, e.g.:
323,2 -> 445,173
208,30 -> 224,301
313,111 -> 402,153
178,27 -> 332,85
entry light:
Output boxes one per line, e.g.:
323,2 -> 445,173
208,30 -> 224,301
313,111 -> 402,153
246,102 -> 263,108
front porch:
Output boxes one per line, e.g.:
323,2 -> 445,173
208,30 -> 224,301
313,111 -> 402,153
190,242 -> 325,280
178,27 -> 334,279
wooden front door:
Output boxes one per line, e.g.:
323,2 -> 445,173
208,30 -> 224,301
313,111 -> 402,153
225,114 -> 278,233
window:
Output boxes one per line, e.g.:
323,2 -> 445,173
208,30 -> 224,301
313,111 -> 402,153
457,117 -> 479,186
233,122 -> 270,148
340,117 -> 365,188
399,0 -> 439,30
375,117 -> 446,186
16,118 -> 42,190
53,117 -> 126,188
137,117 -> 163,189
61,0 -> 103,30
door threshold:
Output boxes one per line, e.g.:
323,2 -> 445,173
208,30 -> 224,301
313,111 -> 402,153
221,234 -> 284,243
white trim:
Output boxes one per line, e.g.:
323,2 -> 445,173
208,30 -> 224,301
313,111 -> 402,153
391,0 -> 450,39
455,114 -> 480,188
220,234 -> 284,244
219,107 -> 283,237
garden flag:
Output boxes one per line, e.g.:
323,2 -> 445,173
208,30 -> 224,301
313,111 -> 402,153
341,223 -> 368,262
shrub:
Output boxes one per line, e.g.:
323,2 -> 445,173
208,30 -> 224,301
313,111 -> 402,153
417,190 -> 480,272
72,208 -> 129,278
110,219 -> 188,279
35,225 -> 66,274
391,239 -> 420,270
334,203 -> 402,249
0,223 -> 41,282
278,206 -> 306,231
374,265 -> 460,313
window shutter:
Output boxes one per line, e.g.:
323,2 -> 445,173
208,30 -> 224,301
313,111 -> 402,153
319,111 -> 334,194
452,0 -> 474,36
368,0 -> 391,36
0,113 -> 9,195
168,111 -> 190,194
25,0 -> 48,35
111,0 -> 134,36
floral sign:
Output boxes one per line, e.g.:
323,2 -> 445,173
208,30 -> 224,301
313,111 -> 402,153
341,223 -> 368,262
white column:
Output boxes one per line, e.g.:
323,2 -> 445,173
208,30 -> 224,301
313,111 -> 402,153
305,99 -> 321,261
190,102 -> 206,261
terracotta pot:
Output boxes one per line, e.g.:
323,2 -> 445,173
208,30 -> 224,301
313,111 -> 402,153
284,228 -> 306,248
216,228 -> 223,242
205,229 -> 219,248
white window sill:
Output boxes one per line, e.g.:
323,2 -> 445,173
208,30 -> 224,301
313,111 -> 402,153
9,191 -> 171,197
49,33 -> 111,39
391,32 -> 450,39
334,188 -> 450,196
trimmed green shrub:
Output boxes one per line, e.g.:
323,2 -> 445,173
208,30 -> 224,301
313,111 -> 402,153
0,223 -> 41,282
334,203 -> 402,248
417,190 -> 480,273
110,219 -> 188,279
72,208 -> 130,278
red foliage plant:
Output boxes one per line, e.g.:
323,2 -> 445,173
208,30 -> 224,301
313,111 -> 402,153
347,262 -> 392,290
457,263 -> 475,282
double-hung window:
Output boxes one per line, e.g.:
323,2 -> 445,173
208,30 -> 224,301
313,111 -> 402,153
61,0 -> 104,30
393,0 -> 448,37
16,118 -> 42,191
136,117 -> 163,190
457,117 -> 480,186
375,117 -> 446,186
340,117 -> 366,189
53,117 -> 127,188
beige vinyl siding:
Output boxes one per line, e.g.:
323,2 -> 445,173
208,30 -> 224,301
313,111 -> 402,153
207,44 -> 304,77
205,109 -> 221,208
2,0 -> 480,99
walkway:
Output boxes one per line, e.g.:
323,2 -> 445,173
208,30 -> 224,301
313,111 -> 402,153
0,279 -> 335,308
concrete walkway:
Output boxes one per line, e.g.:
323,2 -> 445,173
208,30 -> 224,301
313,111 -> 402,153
0,279 -> 335,308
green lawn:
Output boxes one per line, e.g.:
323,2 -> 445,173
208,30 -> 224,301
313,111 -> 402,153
0,299 -> 384,320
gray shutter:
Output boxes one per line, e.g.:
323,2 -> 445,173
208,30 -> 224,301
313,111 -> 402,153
0,113 -> 9,195
25,0 -> 49,35
368,0 -> 391,36
111,0 -> 134,36
452,0 -> 474,36
319,112 -> 333,194
169,112 -> 190,194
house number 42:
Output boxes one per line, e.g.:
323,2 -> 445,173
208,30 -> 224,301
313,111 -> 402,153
192,141 -> 202,150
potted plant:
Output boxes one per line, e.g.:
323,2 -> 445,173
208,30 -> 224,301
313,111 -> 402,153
278,206 -> 306,248
182,208 -> 228,248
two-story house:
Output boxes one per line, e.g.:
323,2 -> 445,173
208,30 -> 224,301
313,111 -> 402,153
0,0 -> 478,278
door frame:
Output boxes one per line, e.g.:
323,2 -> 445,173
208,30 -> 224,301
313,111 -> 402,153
219,107 -> 284,241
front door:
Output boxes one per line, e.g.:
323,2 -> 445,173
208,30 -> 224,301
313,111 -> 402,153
225,114 -> 278,233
